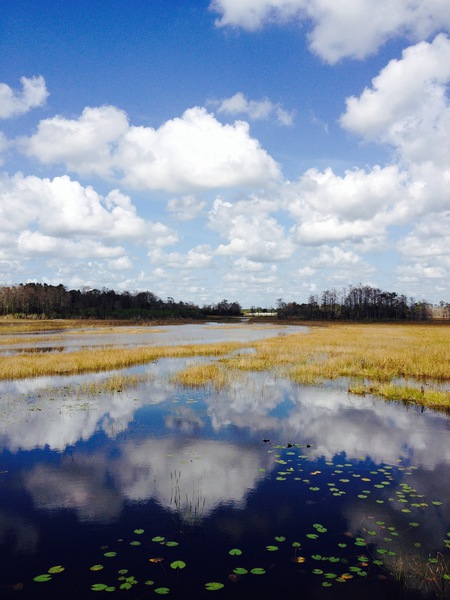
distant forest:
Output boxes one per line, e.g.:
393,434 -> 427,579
274,286 -> 449,321
0,282 -> 448,321
0,283 -> 241,320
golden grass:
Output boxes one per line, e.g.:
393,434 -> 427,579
1,321 -> 449,411
79,373 -> 150,394
0,341 -> 245,380
175,323 -> 450,411
171,362 -> 230,390
227,323 -> 450,381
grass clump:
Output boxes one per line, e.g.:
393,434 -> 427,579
171,362 -> 230,390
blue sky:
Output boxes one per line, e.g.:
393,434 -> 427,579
1,0 -> 449,307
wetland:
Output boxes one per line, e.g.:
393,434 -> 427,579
0,320 -> 449,599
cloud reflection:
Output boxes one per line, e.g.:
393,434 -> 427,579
1,368 -> 448,541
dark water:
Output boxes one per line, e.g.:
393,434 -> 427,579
0,364 -> 449,599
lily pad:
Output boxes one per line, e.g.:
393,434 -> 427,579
205,582 -> 225,590
48,565 -> 65,573
33,574 -> 52,582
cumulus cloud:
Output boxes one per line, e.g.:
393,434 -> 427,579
210,197 -> 295,261
0,173 -> 167,240
19,105 -> 281,192
166,195 -> 207,221
148,246 -> 214,270
283,165 -> 417,247
17,231 -> 125,258
397,263 -> 448,283
0,76 -> 49,119
0,173 -> 178,282
341,34 -> 450,168
211,0 -> 450,62
398,216 -> 450,259
216,92 -> 294,125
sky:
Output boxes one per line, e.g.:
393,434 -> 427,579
1,0 -> 449,308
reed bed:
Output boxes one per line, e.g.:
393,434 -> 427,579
173,323 -> 450,411
223,323 -> 450,411
171,362 -> 230,390
0,341 -> 245,380
78,373 -> 150,394
1,321 -> 449,411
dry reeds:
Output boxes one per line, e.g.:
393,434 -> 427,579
222,323 -> 450,411
1,321 -> 449,411
0,341 -> 244,380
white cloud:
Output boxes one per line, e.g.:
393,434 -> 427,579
288,165 -> 410,221
313,245 -> 364,267
0,173 -> 159,240
20,105 -> 281,192
108,256 -> 133,271
17,231 -> 125,259
0,133 -> 8,163
341,34 -> 450,168
233,257 -> 265,272
211,0 -> 450,63
292,216 -> 383,245
397,263 -> 448,283
19,105 -> 129,177
0,173 -> 178,284
148,246 -> 214,270
0,76 -> 49,119
297,266 -> 315,277
210,197 -> 295,261
166,195 -> 207,221
283,165 -> 417,247
216,92 -> 294,125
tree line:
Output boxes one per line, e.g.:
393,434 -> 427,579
0,283 -> 242,320
276,285 -> 448,321
0,282 -> 447,321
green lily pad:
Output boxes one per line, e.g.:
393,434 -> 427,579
170,560 -> 186,569
250,568 -> 266,575
154,588 -> 170,594
48,565 -> 65,573
33,574 -> 52,582
205,582 -> 225,590
229,548 -> 242,556
91,583 -> 108,591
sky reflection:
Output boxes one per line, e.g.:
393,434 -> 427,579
0,364 -> 448,598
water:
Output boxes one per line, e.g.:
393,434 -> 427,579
0,326 -> 449,599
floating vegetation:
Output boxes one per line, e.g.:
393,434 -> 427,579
28,448 -> 449,598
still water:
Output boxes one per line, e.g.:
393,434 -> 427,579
0,325 -> 449,599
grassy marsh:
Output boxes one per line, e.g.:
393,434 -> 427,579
174,323 -> 450,412
0,340 -> 245,380
1,320 -> 449,411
